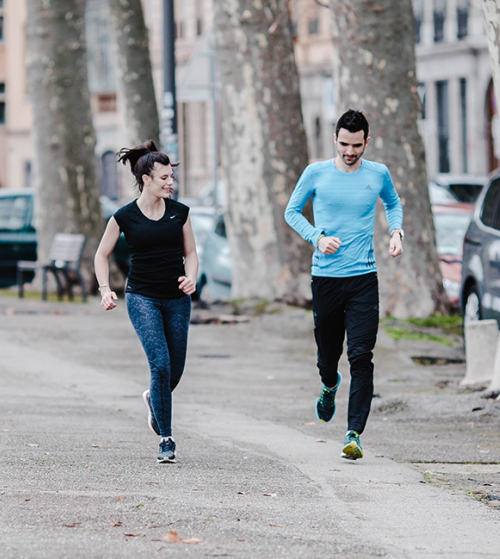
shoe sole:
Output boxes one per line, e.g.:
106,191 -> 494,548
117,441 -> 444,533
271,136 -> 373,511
142,390 -> 161,436
157,456 -> 176,463
341,441 -> 363,460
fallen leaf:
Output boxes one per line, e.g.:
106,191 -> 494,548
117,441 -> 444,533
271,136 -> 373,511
301,422 -> 315,426
270,524 -> 283,527
163,531 -> 183,543
91,444 -> 103,448
316,439 -> 327,443
124,533 -> 141,537
110,521 -> 122,527
163,531 -> 201,544
237,491 -> 246,495
263,493 -> 278,497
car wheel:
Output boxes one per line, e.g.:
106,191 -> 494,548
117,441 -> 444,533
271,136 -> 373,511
463,285 -> 482,324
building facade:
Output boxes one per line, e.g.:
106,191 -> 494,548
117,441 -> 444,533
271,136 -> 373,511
414,0 -> 494,177
0,0 -> 494,199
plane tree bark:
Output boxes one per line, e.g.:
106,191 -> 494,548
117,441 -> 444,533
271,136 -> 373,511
329,0 -> 450,318
107,0 -> 160,148
482,0 -> 500,103
26,0 -> 104,285
214,0 -> 312,303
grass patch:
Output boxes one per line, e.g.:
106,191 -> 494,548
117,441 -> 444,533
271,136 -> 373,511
385,326 -> 454,346
0,288 -> 91,303
406,314 -> 463,336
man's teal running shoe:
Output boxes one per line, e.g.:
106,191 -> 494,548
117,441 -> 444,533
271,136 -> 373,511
341,430 -> 363,460
315,372 -> 342,422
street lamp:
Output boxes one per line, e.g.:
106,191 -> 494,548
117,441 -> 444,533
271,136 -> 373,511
162,0 -> 178,169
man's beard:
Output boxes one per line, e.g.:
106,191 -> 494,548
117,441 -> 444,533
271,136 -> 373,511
342,152 -> 362,166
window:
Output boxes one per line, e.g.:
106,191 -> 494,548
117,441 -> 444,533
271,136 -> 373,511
436,80 -> 450,173
85,0 -> 117,93
417,82 -> 426,120
457,0 -> 469,40
481,180 -> 500,229
0,16 -> 4,42
195,0 -> 203,36
24,161 -> 32,189
101,151 -> 119,200
433,0 -> 446,43
308,19 -> 319,35
0,82 -> 5,125
414,0 -> 423,44
0,196 -> 31,231
460,78 -> 468,173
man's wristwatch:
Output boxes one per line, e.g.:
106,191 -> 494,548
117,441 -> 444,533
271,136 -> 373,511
391,229 -> 404,240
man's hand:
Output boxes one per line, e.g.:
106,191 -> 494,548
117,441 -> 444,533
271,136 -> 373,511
318,236 -> 342,255
389,232 -> 403,257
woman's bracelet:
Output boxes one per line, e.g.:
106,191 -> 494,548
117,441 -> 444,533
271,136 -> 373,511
98,284 -> 109,292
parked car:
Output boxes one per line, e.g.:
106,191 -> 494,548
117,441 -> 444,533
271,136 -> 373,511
0,189 -> 129,288
432,203 -> 474,305
429,174 -> 487,204
196,213 -> 232,300
460,170 -> 500,326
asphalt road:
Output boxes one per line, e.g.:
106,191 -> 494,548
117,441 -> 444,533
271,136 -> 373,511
1,294 -> 499,558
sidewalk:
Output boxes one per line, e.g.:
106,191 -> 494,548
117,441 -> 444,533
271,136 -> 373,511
0,293 -> 499,558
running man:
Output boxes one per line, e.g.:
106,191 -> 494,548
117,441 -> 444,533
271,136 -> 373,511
284,109 -> 403,460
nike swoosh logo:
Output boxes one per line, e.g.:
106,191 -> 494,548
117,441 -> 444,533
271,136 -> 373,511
170,215 -> 175,219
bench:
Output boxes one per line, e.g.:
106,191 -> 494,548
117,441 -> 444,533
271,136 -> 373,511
17,233 -> 87,301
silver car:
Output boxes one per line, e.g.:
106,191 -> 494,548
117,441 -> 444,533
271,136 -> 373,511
460,171 -> 500,326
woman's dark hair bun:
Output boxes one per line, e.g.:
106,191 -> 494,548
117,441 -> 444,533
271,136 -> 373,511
116,140 -> 176,191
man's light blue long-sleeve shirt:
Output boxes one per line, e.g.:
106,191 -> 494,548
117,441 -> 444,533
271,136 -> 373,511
284,158 -> 403,278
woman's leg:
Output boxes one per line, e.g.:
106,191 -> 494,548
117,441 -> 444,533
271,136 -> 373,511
161,295 -> 191,392
126,293 -> 173,438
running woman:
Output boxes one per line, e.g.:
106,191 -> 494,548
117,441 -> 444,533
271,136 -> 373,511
95,140 -> 198,463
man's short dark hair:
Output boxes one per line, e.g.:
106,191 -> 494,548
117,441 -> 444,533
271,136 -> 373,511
335,109 -> 369,140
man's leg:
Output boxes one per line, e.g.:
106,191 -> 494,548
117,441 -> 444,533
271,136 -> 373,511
312,276 -> 346,422
312,276 -> 346,387
344,272 -> 379,435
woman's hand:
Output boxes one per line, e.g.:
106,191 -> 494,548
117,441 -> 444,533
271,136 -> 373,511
178,275 -> 196,296
100,288 -> 118,311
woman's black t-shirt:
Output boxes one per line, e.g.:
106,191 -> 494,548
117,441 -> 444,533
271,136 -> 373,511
113,198 -> 189,299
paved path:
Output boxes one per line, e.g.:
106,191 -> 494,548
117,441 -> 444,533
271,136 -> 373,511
0,296 -> 499,558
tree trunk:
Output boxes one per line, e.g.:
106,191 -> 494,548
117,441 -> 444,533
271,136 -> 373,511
26,0 -> 104,286
108,0 -> 160,148
482,0 -> 500,103
214,0 -> 312,303
329,0 -> 449,318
